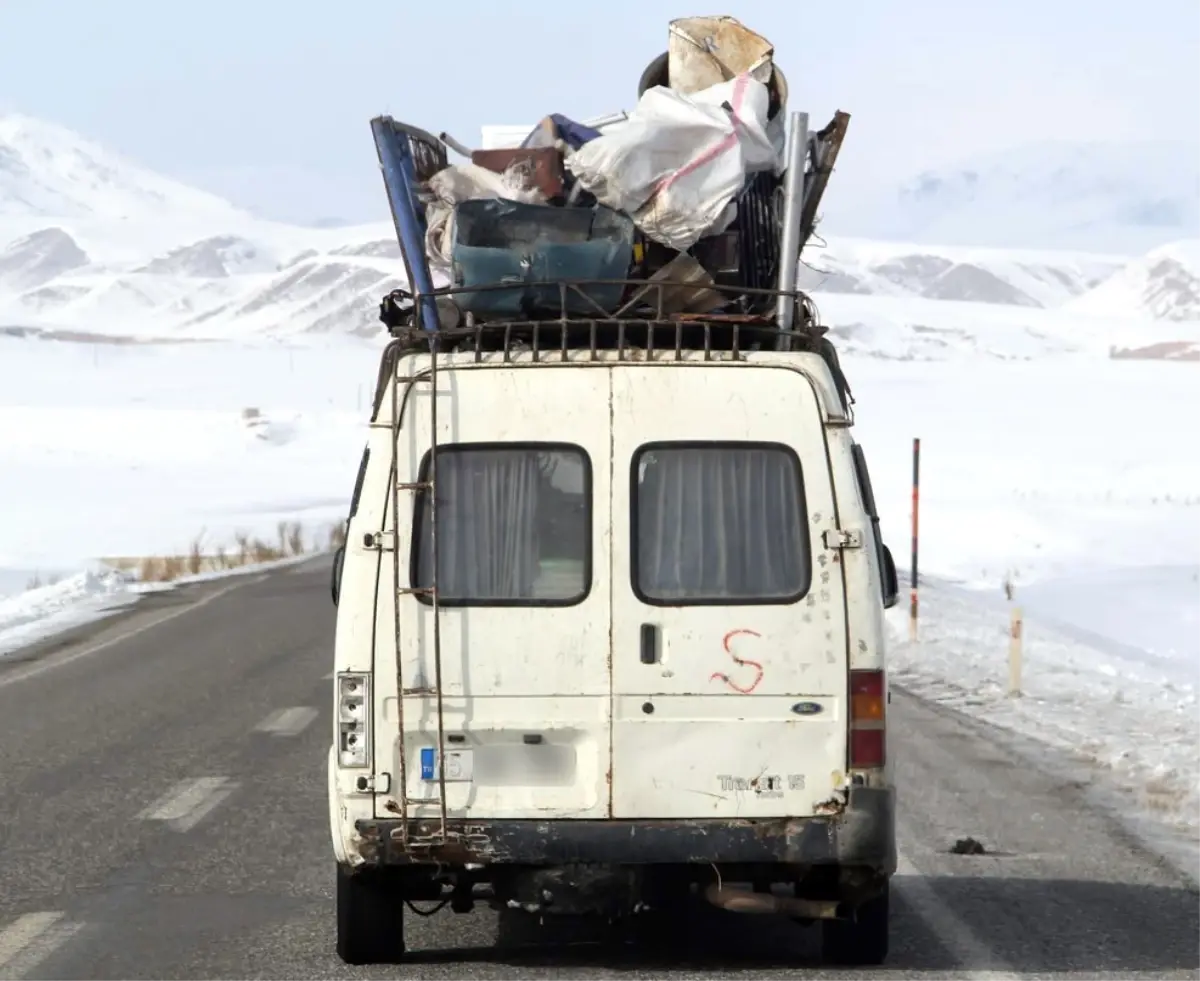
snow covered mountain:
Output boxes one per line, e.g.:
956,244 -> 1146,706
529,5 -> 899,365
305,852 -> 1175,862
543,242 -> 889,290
795,238 -> 1125,309
0,228 -> 90,292
1066,240 -> 1200,322
825,140 -> 1200,256
0,224 -> 408,340
0,224 -> 1140,342
0,114 -> 248,224
180,237 -> 408,338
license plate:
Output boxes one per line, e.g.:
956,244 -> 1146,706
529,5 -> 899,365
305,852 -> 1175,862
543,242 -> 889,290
419,747 -> 473,782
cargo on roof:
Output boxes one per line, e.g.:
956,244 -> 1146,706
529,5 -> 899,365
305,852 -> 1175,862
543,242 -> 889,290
366,14 -> 851,343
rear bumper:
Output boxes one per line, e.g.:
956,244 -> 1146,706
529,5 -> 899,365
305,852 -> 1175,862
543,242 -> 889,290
352,786 -> 895,873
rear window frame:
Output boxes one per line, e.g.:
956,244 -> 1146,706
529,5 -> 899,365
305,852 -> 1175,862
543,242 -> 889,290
408,441 -> 594,609
630,439 -> 813,608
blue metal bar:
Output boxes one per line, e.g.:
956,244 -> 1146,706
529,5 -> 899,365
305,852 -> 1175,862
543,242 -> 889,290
370,116 -> 440,334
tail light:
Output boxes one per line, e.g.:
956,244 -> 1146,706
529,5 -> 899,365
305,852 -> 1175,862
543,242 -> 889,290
849,670 -> 885,768
338,673 -> 371,768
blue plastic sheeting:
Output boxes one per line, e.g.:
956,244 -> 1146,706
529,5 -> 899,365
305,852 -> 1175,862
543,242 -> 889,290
520,113 -> 602,151
451,199 -> 635,318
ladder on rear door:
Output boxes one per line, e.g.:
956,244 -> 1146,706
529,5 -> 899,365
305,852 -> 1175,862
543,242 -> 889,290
388,346 -> 449,851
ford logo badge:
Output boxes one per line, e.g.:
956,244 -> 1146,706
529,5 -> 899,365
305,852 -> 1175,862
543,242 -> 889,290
791,701 -> 823,716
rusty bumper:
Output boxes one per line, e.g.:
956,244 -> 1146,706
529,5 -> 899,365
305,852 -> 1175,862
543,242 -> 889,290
354,786 -> 895,872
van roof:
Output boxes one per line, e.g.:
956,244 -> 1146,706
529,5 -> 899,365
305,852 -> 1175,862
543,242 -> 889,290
369,321 -> 854,428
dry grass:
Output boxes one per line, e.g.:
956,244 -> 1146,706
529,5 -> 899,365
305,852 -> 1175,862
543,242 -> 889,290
101,518 -> 347,585
187,535 -> 205,576
328,520 -> 348,550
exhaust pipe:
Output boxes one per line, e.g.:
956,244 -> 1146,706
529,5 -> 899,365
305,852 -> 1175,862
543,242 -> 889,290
703,883 -> 843,920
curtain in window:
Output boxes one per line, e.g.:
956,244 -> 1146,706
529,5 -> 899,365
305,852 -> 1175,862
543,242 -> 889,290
637,446 -> 806,601
418,449 -> 543,600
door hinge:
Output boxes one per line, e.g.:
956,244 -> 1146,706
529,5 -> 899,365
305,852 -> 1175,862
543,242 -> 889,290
362,530 -> 396,551
354,772 -> 391,794
823,528 -> 863,550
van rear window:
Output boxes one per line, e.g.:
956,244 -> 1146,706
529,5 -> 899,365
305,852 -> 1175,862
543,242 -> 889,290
411,444 -> 591,606
632,442 -> 810,605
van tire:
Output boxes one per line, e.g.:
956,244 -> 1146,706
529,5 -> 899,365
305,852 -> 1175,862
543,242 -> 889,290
336,864 -> 406,964
820,881 -> 889,966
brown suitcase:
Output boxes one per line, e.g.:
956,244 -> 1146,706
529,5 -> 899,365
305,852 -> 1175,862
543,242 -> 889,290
469,147 -> 566,199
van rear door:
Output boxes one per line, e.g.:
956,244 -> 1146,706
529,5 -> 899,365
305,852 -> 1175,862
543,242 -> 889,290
609,364 -> 849,819
380,364 -> 611,821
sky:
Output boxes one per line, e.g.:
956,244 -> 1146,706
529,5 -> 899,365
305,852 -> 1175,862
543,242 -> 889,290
0,0 -> 1197,226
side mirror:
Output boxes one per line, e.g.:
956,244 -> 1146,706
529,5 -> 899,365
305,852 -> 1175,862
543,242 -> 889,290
881,544 -> 899,610
331,544 -> 346,606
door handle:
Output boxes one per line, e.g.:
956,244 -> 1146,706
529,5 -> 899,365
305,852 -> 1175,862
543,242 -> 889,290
640,623 -> 659,664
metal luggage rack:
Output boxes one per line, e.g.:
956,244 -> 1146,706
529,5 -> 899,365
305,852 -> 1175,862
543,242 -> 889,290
384,275 -> 816,328
380,276 -> 827,346
371,276 -> 854,421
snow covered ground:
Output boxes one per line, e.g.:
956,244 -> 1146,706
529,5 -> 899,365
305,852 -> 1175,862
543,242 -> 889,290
0,567 -> 137,656
0,335 -> 376,655
887,576 -> 1199,876
847,356 -> 1200,589
852,353 -> 1199,872
0,326 -> 1197,872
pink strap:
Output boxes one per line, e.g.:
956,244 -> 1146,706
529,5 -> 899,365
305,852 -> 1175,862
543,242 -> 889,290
651,73 -> 751,198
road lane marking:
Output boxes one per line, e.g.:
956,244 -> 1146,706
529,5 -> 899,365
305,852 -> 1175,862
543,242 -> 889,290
255,706 -> 319,736
0,576 -> 267,691
894,851 -> 1019,979
138,776 -> 238,832
0,912 -> 82,977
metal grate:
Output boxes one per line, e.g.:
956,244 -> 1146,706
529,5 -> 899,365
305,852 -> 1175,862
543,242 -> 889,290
385,121 -> 449,184
734,171 -> 782,298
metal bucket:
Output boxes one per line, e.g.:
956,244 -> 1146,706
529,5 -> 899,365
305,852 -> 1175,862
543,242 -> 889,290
667,16 -> 773,94
636,50 -> 789,122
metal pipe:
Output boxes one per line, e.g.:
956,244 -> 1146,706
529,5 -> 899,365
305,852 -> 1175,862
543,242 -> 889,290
438,131 -> 473,159
703,884 -> 842,920
582,110 -> 629,130
774,111 -> 809,334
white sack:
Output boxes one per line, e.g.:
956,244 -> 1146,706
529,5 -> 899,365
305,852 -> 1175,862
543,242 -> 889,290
565,74 -> 779,251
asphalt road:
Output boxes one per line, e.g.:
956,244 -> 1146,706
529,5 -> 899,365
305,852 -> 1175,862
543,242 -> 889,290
0,559 -> 1196,980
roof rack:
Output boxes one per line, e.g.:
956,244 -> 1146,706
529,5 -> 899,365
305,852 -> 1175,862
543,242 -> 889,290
369,277 -> 854,421
378,276 -> 820,336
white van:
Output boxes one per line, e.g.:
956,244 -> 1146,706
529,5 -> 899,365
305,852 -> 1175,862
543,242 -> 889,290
328,320 -> 900,966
